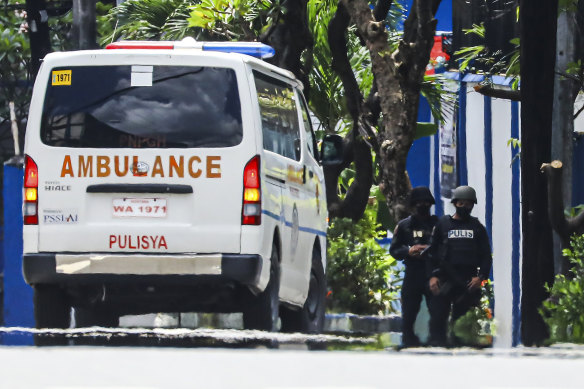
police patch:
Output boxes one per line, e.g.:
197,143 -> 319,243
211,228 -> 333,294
448,229 -> 474,238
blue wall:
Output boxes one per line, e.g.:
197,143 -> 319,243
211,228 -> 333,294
2,161 -> 33,345
435,0 -> 453,31
404,0 -> 452,31
407,97 -> 432,189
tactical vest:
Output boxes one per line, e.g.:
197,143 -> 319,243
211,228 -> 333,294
401,215 -> 437,246
435,216 -> 482,268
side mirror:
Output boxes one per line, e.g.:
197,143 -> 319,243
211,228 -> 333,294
294,138 -> 301,160
320,134 -> 344,166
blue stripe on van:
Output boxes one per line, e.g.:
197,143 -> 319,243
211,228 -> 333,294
262,209 -> 281,221
261,209 -> 327,237
299,226 -> 327,237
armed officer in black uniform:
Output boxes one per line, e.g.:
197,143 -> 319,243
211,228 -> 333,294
427,185 -> 492,346
390,186 -> 438,347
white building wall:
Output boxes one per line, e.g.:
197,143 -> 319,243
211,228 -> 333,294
437,76 -> 521,347
465,84 -> 487,226
491,97 -> 514,348
416,74 -> 522,346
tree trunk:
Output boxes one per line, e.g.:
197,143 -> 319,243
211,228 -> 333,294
342,0 -> 439,223
261,0 -> 313,97
551,9 -> 577,275
323,133 -> 373,221
26,0 -> 52,77
520,0 -> 558,347
541,161 -> 584,247
71,0 -> 97,50
321,2 -> 376,221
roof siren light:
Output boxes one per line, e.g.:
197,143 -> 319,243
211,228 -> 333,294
106,37 -> 275,59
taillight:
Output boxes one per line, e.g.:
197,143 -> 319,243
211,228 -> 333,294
24,155 -> 39,225
242,155 -> 261,225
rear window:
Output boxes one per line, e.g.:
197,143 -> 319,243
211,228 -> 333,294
41,65 -> 243,148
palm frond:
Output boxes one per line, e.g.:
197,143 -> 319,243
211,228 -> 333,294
421,74 -> 457,124
101,0 -> 199,44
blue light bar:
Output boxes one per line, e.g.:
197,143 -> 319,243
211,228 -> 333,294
202,42 -> 275,59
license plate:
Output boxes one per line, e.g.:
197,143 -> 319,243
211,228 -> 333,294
113,198 -> 167,218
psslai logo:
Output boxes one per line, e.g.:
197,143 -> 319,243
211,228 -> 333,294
43,209 -> 79,224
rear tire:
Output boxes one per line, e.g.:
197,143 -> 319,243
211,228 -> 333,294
33,285 -> 71,345
72,306 -> 119,346
243,243 -> 280,331
281,246 -> 326,334
74,306 -> 119,328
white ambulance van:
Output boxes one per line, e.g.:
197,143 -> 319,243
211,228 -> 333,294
22,39 -> 327,333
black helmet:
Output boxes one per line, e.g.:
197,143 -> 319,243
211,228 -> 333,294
451,185 -> 477,204
409,186 -> 435,205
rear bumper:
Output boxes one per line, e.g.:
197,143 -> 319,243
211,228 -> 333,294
23,253 -> 263,288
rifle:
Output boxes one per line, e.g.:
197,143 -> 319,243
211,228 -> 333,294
422,236 -> 476,302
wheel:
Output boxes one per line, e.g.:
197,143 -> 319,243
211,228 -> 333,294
74,306 -> 119,328
243,243 -> 280,331
72,306 -> 119,346
34,285 -> 71,329
281,246 -> 326,334
33,285 -> 71,345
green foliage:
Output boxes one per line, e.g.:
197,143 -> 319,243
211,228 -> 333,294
307,0 -> 374,134
96,2 -> 116,44
464,22 -> 486,39
542,234 -> 584,343
506,138 -> 521,149
0,2 -> 31,137
454,22 -> 520,88
454,24 -> 486,72
454,44 -> 486,73
0,0 -> 76,160
452,279 -> 496,347
336,163 -> 355,194
506,38 -> 521,84
326,199 -> 400,315
102,0 -> 199,44
565,60 -> 582,76
187,0 -> 277,41
0,18 -> 29,81
415,122 -> 437,140
559,0 -> 579,13
507,137 -> 521,165
565,205 -> 584,218
420,73 -> 456,125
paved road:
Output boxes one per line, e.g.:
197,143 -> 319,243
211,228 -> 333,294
1,326 -> 583,388
1,345 -> 583,389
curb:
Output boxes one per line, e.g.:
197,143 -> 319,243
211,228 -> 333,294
324,313 -> 402,334
119,312 -> 402,336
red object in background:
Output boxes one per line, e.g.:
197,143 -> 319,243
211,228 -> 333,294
426,35 -> 451,75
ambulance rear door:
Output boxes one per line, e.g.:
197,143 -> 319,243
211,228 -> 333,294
28,54 -> 254,255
